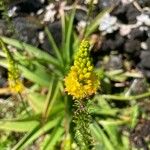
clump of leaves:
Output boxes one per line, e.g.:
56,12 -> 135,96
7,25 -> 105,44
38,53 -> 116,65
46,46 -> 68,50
0,1 -> 150,150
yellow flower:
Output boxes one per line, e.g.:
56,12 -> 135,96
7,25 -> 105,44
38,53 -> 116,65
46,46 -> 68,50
8,72 -> 24,94
64,40 -> 99,100
0,40 -> 24,94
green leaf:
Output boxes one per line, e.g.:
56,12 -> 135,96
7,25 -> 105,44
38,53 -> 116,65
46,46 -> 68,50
42,125 -> 64,150
42,78 -> 61,119
45,27 -> 63,65
106,70 -> 127,82
102,125 -> 122,148
64,6 -> 76,64
0,59 -> 7,68
0,119 -> 39,132
85,7 -> 113,37
18,61 -> 51,87
88,104 -> 118,116
27,92 -> 46,113
90,122 -> 115,150
0,50 -> 6,57
13,116 -> 63,150
0,36 -> 59,66
130,104 -> 139,128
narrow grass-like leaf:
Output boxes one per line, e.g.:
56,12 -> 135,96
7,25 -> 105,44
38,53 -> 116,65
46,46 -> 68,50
0,36 -> 59,66
88,105 -> 119,116
64,7 -> 76,64
27,92 -> 46,113
0,50 -> 6,57
0,59 -> 7,68
102,125 -> 122,148
42,77 -> 60,119
44,127 -> 64,150
45,27 -> 63,65
90,122 -> 115,150
85,7 -> 113,37
99,119 -> 130,126
130,104 -> 139,128
28,91 -> 65,116
13,116 -> 63,150
18,61 -> 51,87
61,10 -> 66,51
40,134 -> 51,150
0,120 -> 39,132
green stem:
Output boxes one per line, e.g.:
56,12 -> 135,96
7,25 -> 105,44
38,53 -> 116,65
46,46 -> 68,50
101,91 -> 150,101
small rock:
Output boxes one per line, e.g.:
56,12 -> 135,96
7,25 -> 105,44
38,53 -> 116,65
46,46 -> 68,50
129,28 -> 147,41
126,3 -> 140,24
74,9 -> 87,23
146,38 -> 150,50
41,21 -> 62,53
98,0 -> 119,10
99,13 -> 119,34
136,13 -> 150,26
138,0 -> 150,7
0,20 -> 10,36
112,4 -> 128,24
12,16 -> 43,46
124,39 -> 141,54
8,0 -> 45,17
105,54 -> 123,70
140,51 -> 150,69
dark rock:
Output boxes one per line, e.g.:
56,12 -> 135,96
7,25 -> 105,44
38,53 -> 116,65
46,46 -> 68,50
130,28 -> 148,41
112,3 -> 140,24
100,32 -> 125,53
41,21 -> 62,53
146,38 -> 150,50
8,0 -> 46,17
128,79 -> 148,95
138,0 -> 150,7
101,39 -> 116,53
0,77 -> 7,88
0,67 -> 7,88
141,68 -> 150,79
140,51 -> 150,69
0,20 -> 10,36
105,54 -> 123,70
112,4 -> 128,24
74,9 -> 87,23
0,10 -> 3,19
130,119 -> 150,150
124,39 -> 141,54
98,0 -> 119,10
126,4 -> 140,24
12,16 -> 43,46
66,0 -> 74,5
115,33 -> 125,51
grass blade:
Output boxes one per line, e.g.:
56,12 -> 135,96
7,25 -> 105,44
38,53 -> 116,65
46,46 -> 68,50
0,36 -> 59,66
90,122 -> 115,150
13,116 -> 63,150
0,119 -> 39,132
64,7 -> 76,64
85,7 -> 113,37
45,27 -> 63,65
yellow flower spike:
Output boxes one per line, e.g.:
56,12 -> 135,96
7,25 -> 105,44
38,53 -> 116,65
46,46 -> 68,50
64,39 -> 100,100
0,40 -> 24,94
84,72 -> 91,79
8,61 -> 24,94
83,68 -> 88,74
88,66 -> 93,71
